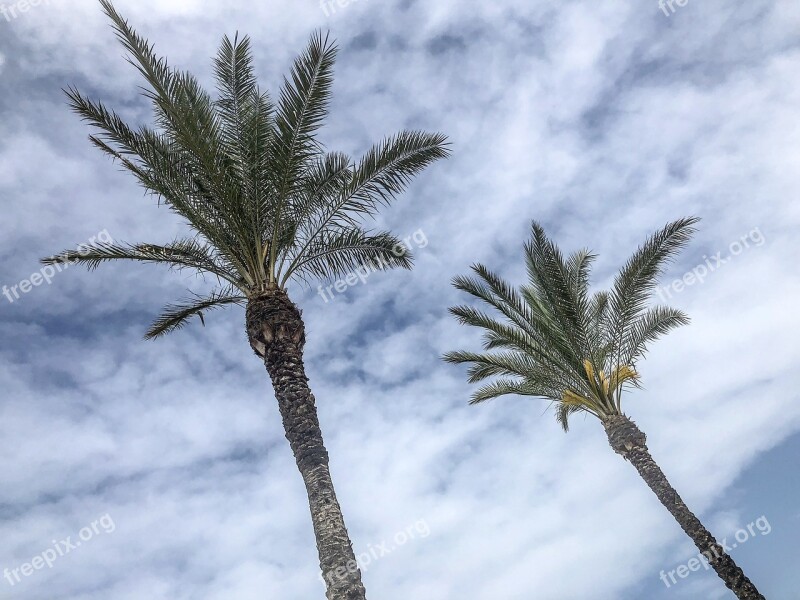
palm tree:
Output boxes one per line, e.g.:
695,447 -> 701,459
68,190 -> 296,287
443,218 -> 765,600
42,3 -> 449,598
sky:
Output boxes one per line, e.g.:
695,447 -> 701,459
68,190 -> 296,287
1,0 -> 799,599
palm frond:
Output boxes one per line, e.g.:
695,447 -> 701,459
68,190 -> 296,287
99,1 -> 178,106
282,132 -> 448,279
212,34 -> 277,284
282,228 -> 411,286
621,305 -> 690,365
266,31 -> 338,281
286,151 -> 353,233
556,402 -> 587,432
213,34 -> 258,136
524,223 -> 593,373
450,265 -> 594,398
608,217 -> 699,368
101,2 -> 259,273
447,303 -> 587,395
145,288 -> 246,339
340,131 -> 451,221
270,30 -> 337,194
468,379 -> 543,405
41,239 -> 245,291
443,349 -> 536,384
452,268 -> 546,352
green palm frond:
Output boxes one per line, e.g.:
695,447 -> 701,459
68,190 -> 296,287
470,379 -> 544,405
282,131 -> 450,280
524,223 -> 593,367
287,151 -> 353,235
295,132 -> 450,232
45,2 -> 448,340
266,31 -> 338,281
342,131 -> 451,215
283,228 -> 411,286
213,34 -> 258,140
621,305 -> 690,365
452,269 -> 535,336
270,31 -> 336,187
145,288 -> 246,339
99,1 -> 178,104
42,239 -> 244,289
447,303 -> 586,395
608,217 -> 699,369
565,248 -> 595,302
443,349 -> 537,384
445,218 -> 698,431
556,402 -> 585,432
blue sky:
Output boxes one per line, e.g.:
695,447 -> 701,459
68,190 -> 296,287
1,0 -> 799,598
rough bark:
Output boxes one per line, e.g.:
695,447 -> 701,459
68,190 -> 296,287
603,414 -> 765,600
247,287 -> 367,600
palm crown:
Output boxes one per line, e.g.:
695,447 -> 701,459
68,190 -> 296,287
43,1 -> 449,339
444,217 -> 698,430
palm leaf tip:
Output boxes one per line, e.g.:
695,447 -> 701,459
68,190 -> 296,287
41,252 -> 76,266
556,402 -> 584,432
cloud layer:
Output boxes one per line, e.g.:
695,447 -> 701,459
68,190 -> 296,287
1,0 -> 799,598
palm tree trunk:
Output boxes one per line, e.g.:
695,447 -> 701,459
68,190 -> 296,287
247,288 -> 367,600
603,415 -> 764,600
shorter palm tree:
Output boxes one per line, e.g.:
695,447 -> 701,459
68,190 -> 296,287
444,218 -> 765,600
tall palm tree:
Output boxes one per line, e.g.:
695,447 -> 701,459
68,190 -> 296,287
42,3 -> 449,598
444,218 -> 765,600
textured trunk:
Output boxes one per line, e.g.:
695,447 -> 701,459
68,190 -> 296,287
247,288 -> 367,600
603,415 -> 765,600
